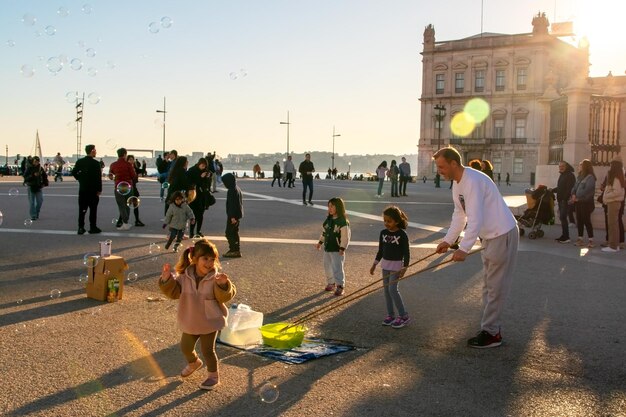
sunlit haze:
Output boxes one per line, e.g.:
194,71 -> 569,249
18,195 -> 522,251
1,0 -> 624,159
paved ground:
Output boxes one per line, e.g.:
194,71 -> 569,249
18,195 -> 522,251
0,175 -> 624,417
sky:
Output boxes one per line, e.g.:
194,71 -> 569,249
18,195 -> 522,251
1,0 -> 625,160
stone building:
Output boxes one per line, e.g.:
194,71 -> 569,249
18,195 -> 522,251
417,12 -> 625,187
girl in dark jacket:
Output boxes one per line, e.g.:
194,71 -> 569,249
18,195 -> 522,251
187,158 -> 212,237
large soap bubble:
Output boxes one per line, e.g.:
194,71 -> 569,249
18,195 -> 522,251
116,181 -> 132,196
259,382 -> 279,403
127,196 -> 140,208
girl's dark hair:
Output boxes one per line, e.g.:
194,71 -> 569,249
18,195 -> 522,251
197,157 -> 207,167
168,156 -> 188,183
175,238 -> 220,274
328,197 -> 347,220
608,159 -> 625,189
578,159 -> 596,180
383,205 -> 408,229
169,190 -> 185,204
378,160 -> 387,168
482,159 -> 494,171
390,160 -> 397,166
468,159 -> 482,170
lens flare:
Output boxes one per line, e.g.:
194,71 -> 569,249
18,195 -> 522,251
450,112 -> 476,137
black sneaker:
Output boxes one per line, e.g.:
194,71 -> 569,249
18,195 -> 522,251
223,250 -> 241,258
467,330 -> 502,349
308,201 -> 314,206
116,219 -> 123,228
555,237 -> 570,243
77,228 -> 86,235
302,201 -> 307,206
88,227 -> 102,234
135,220 -> 145,227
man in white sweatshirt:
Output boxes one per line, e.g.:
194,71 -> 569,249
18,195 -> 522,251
433,147 -> 518,348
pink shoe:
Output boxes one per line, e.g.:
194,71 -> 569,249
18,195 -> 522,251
199,371 -> 220,390
181,358 -> 203,378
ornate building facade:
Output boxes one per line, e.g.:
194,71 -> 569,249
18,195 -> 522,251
417,12 -> 625,186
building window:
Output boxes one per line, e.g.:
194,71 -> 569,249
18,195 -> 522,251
492,157 -> 502,174
471,123 -> 484,139
495,70 -> 505,91
455,73 -> 464,93
513,157 -> 523,174
435,74 -> 445,94
474,70 -> 485,92
515,118 -> 526,138
493,119 -> 504,139
517,68 -> 527,90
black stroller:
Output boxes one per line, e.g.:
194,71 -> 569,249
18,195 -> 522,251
516,185 -> 554,239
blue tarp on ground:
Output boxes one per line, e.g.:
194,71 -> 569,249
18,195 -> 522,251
218,338 -> 357,364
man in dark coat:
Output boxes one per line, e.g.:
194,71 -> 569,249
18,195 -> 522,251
71,144 -> 102,234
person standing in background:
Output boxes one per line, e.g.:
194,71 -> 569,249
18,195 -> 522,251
71,144 -> 102,235
299,153 -> 315,205
109,148 -> 137,231
23,156 -> 48,220
283,155 -> 296,188
553,161 -> 576,244
398,157 -> 411,196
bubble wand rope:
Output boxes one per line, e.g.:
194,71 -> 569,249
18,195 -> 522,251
278,251 -> 438,331
282,248 -> 483,331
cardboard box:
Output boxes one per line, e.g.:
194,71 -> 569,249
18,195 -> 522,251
86,255 -> 128,301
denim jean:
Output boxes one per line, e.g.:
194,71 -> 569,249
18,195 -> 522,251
27,188 -> 43,219
302,178 -> 313,202
323,251 -> 345,287
377,179 -> 384,196
382,269 -> 406,317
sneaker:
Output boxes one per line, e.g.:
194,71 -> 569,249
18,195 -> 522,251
574,238 -> 584,246
164,242 -> 171,250
601,247 -> 619,253
555,237 -> 570,243
77,227 -> 86,235
467,330 -> 502,349
116,220 -> 123,228
88,227 -> 102,234
391,315 -> 410,329
308,201 -> 314,206
302,201 -> 307,206
382,315 -> 395,326
135,220 -> 145,227
587,239 -> 594,248
223,250 -> 241,258
199,372 -> 220,390
324,283 -> 336,292
334,285 -> 344,296
173,243 -> 181,252
180,358 -> 203,378
117,223 -> 132,231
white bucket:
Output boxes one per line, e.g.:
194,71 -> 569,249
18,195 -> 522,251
219,304 -> 264,347
99,240 -> 112,258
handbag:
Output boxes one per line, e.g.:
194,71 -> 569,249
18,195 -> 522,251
205,192 -> 216,209
597,192 -> 604,205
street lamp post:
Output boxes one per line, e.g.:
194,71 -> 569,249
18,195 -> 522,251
348,161 -> 351,179
332,126 -> 340,172
156,97 -> 167,156
434,102 -> 447,150
279,111 -> 290,156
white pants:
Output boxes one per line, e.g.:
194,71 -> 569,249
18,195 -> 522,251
323,251 -> 345,287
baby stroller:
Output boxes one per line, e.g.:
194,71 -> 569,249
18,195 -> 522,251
516,185 -> 554,239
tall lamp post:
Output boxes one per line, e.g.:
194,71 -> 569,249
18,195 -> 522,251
279,111 -> 290,156
332,126 -> 340,172
156,97 -> 167,156
434,102 -> 447,150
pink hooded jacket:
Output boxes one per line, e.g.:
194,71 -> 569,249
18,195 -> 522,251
159,265 -> 236,335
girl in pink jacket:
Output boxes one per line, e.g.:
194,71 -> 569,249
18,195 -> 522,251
159,239 -> 236,390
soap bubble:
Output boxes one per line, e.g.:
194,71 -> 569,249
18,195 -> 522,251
106,60 -> 116,70
240,68 -> 248,78
7,39 -> 15,47
161,182 -> 170,190
81,4 -> 92,14
148,243 -> 160,254
22,14 -> 37,26
450,112 -> 476,137
116,181 -> 132,196
85,48 -> 96,58
229,72 -> 238,80
57,7 -> 70,17
105,138 -> 117,150
464,98 -> 490,124
77,40 -> 86,49
160,16 -> 173,28
87,67 -> 97,77
50,289 -> 61,299
17,299 -> 23,304
45,25 -> 57,36
111,218 -> 119,225
58,54 -> 68,64
23,219 -> 33,227
21,64 -> 35,78
127,196 -> 141,208
9,188 -> 20,196
259,382 -> 279,403
0,210 -> 3,226
83,253 -> 100,267
79,274 -> 88,283
127,272 -> 138,283
148,22 -> 160,34
88,92 -> 100,104
66,91 -> 77,103
70,58 -> 83,71
47,57 -> 63,73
